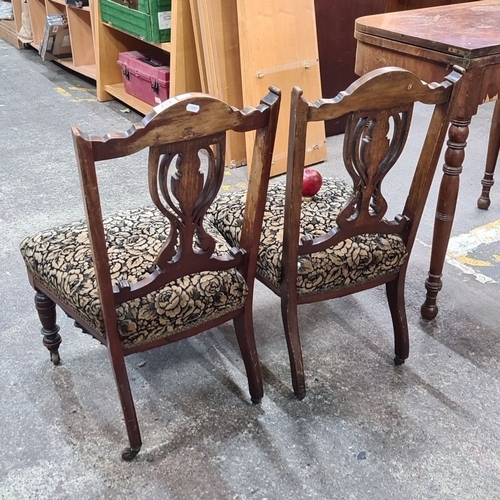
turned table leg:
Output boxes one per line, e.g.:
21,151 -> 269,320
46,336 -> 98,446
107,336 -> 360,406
421,116 -> 470,320
477,99 -> 500,210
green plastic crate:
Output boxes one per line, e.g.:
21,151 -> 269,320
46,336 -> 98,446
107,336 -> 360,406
100,0 -> 171,43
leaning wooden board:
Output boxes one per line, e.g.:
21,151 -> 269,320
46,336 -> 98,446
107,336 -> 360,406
189,0 -> 247,166
236,0 -> 326,176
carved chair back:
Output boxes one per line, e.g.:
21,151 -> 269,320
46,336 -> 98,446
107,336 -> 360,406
73,90 -> 280,351
281,67 -> 464,299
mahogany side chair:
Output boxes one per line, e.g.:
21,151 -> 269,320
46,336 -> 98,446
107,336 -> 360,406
19,88 -> 280,460
208,66 -> 463,399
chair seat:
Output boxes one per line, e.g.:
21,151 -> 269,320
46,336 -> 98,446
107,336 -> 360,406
20,207 -> 248,349
208,177 -> 408,298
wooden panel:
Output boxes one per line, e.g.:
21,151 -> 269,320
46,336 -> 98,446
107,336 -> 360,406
0,18 -> 24,48
187,0 -> 208,91
57,59 -> 96,79
169,0 -> 201,95
190,0 -> 246,166
26,0 -> 46,46
314,0 -> 386,136
67,7 -> 95,67
45,0 -> 65,16
104,82 -> 153,113
12,0 -> 23,32
237,0 -> 326,177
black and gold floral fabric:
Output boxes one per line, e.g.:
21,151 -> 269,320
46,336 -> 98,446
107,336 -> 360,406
20,207 -> 248,349
207,177 -> 408,298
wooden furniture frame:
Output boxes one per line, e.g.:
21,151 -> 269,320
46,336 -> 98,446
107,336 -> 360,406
20,88 -> 281,460
208,67 -> 463,399
355,0 -> 500,320
271,68 -> 463,398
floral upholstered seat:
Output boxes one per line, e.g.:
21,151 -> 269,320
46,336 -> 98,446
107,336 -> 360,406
20,207 -> 248,350
208,177 -> 408,299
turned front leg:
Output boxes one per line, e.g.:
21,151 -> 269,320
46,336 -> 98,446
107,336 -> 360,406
421,117 -> 470,320
477,100 -> 500,210
35,291 -> 62,365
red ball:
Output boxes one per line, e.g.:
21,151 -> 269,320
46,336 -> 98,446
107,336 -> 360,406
301,168 -> 323,198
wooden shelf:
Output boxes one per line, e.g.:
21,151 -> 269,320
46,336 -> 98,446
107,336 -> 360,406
57,59 -> 96,79
102,22 -> 171,51
104,83 -> 152,114
95,0 -> 200,104
0,18 -> 24,49
47,0 -> 90,9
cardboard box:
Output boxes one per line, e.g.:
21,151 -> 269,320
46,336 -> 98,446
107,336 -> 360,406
39,14 -> 72,61
118,51 -> 170,106
100,0 -> 171,43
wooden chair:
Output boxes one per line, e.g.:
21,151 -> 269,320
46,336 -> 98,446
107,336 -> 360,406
19,88 -> 280,460
208,67 -> 463,399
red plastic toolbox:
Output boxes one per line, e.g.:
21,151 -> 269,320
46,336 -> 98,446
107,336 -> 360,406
118,51 -> 170,107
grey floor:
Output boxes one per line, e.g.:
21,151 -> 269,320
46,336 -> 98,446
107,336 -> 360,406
2,38 -> 500,499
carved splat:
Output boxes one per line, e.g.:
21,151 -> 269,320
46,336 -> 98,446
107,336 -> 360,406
300,105 -> 413,254
114,133 -> 245,303
339,106 -> 412,231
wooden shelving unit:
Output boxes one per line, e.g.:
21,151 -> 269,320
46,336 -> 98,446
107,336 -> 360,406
0,0 -> 23,48
12,0 -> 96,80
95,0 -> 200,107
2,0 -> 325,174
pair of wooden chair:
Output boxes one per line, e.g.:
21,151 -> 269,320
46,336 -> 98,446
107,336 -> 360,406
20,66 -> 463,459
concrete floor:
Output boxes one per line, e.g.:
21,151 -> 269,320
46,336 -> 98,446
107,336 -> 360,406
2,38 -> 500,499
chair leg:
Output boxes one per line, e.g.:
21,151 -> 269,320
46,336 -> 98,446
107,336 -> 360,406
108,351 -> 142,461
477,100 -> 500,210
281,296 -> 306,400
35,291 -> 62,365
233,311 -> 263,404
386,277 -> 409,366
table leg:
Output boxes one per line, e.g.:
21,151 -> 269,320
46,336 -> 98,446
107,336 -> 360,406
477,100 -> 500,210
421,116 -> 470,320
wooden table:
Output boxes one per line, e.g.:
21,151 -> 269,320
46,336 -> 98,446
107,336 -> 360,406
354,0 -> 500,319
